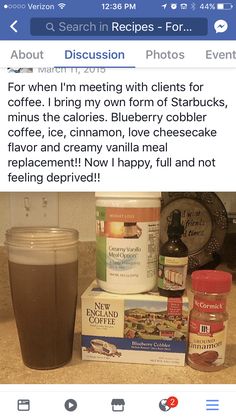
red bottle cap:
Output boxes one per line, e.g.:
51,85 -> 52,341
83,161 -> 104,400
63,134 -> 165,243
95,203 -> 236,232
191,270 -> 232,293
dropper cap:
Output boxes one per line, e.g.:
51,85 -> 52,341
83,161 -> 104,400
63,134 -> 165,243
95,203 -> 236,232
167,209 -> 184,237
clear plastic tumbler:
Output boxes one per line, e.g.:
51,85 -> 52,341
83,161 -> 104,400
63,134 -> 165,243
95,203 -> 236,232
5,227 -> 79,370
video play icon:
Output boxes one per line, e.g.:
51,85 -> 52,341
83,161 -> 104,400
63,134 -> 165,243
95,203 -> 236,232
64,399 -> 77,412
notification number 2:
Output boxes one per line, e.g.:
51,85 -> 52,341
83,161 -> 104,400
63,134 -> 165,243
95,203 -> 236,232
166,396 -> 178,408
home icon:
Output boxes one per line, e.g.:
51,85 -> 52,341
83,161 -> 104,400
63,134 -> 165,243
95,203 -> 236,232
111,399 -> 125,412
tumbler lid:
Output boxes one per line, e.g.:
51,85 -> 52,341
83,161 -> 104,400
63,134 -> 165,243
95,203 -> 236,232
5,227 -> 79,249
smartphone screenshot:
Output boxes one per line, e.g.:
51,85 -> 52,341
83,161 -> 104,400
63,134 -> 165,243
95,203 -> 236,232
0,1 -> 235,418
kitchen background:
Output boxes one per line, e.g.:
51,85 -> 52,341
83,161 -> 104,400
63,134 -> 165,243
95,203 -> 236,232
0,192 -> 235,244
0,192 -> 95,243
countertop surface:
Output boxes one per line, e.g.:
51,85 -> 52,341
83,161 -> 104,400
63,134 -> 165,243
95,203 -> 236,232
1,244 -> 236,384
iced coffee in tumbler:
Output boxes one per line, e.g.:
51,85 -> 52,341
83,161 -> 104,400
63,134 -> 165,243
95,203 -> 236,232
5,227 -> 78,370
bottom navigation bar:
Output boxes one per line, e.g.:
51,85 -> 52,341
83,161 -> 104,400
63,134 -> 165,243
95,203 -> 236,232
0,385 -> 235,418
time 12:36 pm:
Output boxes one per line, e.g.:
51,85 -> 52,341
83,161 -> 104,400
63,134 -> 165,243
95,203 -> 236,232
101,3 -> 137,10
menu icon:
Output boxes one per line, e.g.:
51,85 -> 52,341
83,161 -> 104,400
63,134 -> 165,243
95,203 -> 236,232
206,399 -> 219,411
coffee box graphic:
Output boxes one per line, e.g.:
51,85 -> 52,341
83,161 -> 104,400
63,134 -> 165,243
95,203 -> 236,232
81,281 -> 189,366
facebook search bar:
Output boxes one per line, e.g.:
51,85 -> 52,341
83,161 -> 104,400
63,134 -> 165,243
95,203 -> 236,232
30,18 -> 208,37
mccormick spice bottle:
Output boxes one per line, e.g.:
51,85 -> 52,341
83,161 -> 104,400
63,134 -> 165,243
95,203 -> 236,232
158,209 -> 188,297
187,270 -> 232,371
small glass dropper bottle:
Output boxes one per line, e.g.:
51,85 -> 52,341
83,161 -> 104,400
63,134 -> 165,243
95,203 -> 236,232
158,209 -> 188,297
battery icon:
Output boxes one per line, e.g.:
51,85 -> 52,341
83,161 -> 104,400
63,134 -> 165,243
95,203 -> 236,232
217,3 -> 233,9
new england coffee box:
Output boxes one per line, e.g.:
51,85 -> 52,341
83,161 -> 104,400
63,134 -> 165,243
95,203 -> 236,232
81,281 -> 189,366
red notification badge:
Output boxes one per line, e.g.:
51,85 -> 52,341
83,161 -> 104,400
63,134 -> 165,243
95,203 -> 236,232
166,396 -> 178,409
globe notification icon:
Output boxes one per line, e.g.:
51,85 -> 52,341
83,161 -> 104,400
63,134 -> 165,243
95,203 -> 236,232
159,396 -> 178,412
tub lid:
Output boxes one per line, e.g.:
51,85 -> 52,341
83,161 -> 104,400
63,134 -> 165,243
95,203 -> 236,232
95,192 -> 161,198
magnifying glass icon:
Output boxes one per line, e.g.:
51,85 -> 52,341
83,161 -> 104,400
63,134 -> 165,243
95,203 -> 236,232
46,22 -> 55,32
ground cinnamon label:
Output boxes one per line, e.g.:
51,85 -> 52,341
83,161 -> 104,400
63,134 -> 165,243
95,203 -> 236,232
188,317 -> 227,370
